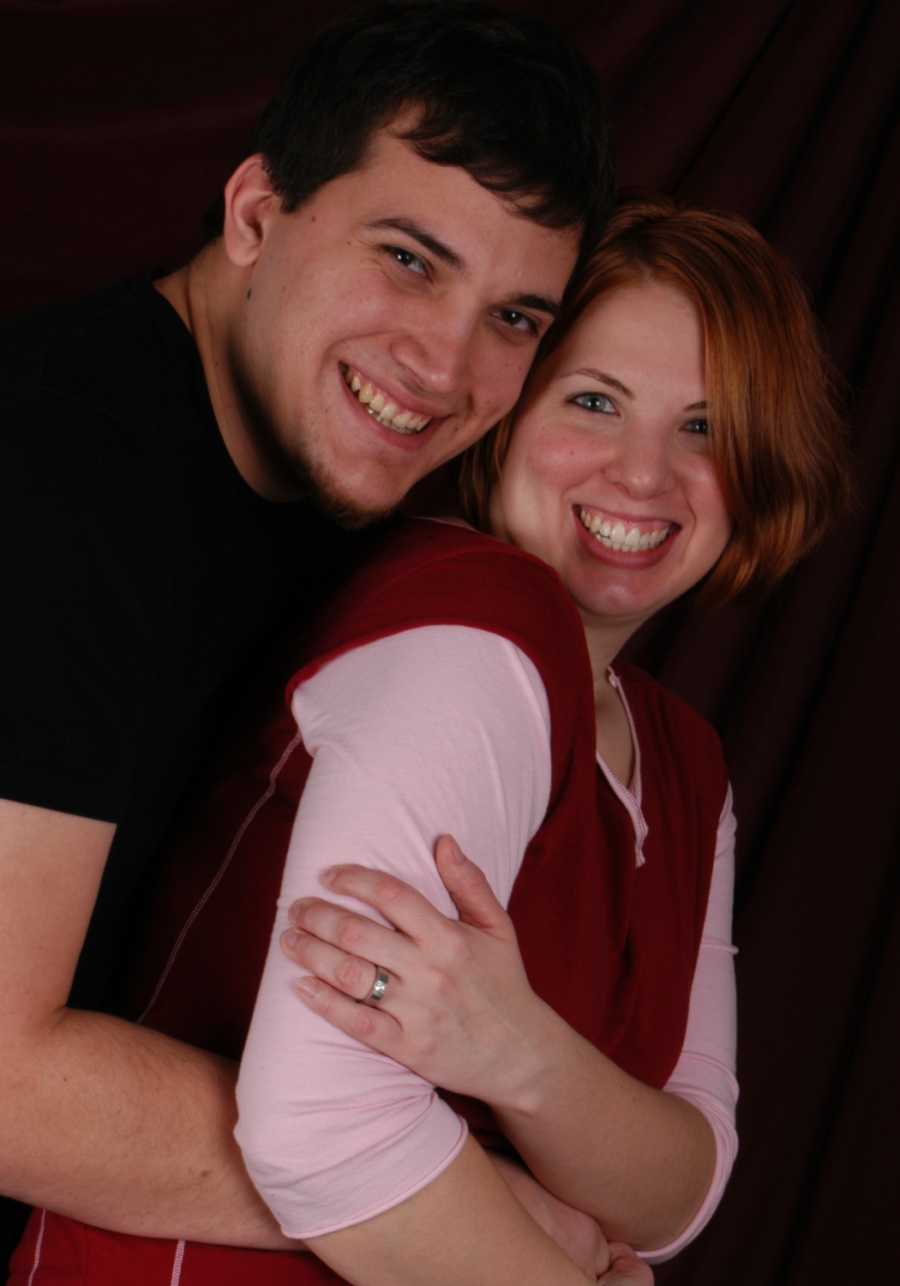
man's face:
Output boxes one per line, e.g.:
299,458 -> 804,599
223,122 -> 580,524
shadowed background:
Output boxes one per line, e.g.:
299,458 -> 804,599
2,2 -> 897,1282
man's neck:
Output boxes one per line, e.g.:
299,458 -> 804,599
154,249 -> 295,502
153,265 -> 192,334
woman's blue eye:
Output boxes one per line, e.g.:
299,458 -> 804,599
684,417 -> 710,435
571,392 -> 616,413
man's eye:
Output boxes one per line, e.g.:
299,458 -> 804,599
387,246 -> 428,276
498,309 -> 540,337
570,392 -> 616,414
684,417 -> 710,435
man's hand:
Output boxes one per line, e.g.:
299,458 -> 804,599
489,1158 -> 654,1285
599,1244 -> 654,1284
489,1154 -> 612,1279
281,834 -> 545,1110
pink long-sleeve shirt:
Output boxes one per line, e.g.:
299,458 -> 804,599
235,625 -> 738,1263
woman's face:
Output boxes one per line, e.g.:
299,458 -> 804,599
490,279 -> 732,648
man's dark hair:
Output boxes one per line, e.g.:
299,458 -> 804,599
246,0 -> 613,261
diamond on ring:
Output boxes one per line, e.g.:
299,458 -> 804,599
366,965 -> 390,1005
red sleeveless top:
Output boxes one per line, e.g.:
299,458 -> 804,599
13,519 -> 727,1286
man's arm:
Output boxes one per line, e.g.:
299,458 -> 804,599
0,798 -> 611,1268
0,797 -> 298,1247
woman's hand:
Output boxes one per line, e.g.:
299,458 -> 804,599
280,835 -> 715,1252
281,834 -> 548,1109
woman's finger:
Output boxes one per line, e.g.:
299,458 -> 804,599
434,834 -> 513,934
286,895 -> 414,975
293,974 -> 403,1056
281,926 -> 383,1003
312,863 -> 460,948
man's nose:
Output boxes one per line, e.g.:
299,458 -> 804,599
390,304 -> 478,400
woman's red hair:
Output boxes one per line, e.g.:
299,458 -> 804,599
460,197 -> 850,602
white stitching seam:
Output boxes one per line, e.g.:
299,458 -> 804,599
136,730 -> 305,1025
26,1208 -> 46,1286
169,1238 -> 186,1286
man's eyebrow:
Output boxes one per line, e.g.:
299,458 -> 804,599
512,293 -> 561,320
366,217 -> 465,271
366,219 -> 562,316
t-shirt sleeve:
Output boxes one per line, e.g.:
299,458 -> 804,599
642,785 -> 739,1263
234,624 -> 552,1238
0,401 -> 137,821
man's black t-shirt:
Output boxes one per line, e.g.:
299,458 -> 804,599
0,281 -> 350,1008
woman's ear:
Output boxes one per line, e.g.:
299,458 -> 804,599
221,154 -> 279,268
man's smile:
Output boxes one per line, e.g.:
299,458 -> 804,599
340,364 -> 432,435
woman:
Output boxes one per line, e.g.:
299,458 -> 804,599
12,199 -> 846,1285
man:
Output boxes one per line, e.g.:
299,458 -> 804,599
1,1 -> 635,1279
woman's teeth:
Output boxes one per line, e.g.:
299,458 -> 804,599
578,507 -> 671,552
343,367 -> 431,434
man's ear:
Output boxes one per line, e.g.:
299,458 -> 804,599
222,154 -> 279,268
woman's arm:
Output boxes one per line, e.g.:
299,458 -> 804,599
306,1137 -> 655,1285
486,797 -> 737,1257
305,1134 -> 596,1285
236,624 -> 603,1282
284,793 -> 738,1256
640,796 -> 738,1261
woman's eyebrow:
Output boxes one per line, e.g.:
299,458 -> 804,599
572,368 -> 633,398
569,373 -> 709,414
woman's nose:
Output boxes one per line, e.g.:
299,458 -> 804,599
604,428 -> 674,499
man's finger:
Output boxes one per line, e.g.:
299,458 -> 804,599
434,834 -> 511,934
597,1243 -> 653,1285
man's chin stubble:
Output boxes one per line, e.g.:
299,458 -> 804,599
285,446 -> 399,531
242,404 -> 398,529
234,371 -> 399,529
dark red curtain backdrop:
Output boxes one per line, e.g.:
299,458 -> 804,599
2,3 -> 897,1283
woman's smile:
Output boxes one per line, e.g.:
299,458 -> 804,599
575,505 -> 676,555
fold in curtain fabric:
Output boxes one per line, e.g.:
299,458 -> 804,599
2,3 -> 897,1283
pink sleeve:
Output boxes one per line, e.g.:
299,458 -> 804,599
642,787 -> 739,1263
234,625 -> 552,1238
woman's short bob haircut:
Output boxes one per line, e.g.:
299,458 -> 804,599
460,196 -> 850,604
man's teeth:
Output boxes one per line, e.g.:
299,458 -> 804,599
578,508 -> 671,552
344,368 -> 430,434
